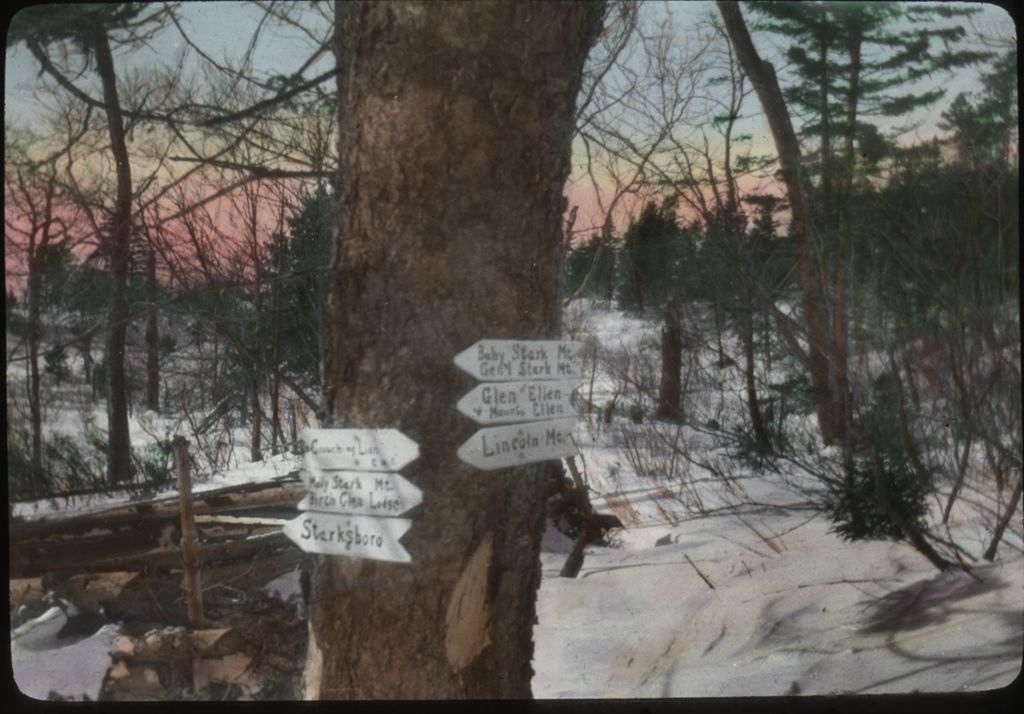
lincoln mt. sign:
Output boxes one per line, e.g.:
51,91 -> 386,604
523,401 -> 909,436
456,418 -> 577,471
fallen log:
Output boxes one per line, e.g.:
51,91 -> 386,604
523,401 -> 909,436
10,531 -> 294,579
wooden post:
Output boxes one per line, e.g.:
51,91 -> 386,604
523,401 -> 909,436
174,436 -> 204,628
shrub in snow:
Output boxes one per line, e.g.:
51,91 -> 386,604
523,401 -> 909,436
824,379 -> 932,543
825,453 -> 930,542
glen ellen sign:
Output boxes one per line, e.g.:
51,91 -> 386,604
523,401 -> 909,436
456,418 -> 577,471
456,379 -> 577,425
453,339 -> 582,382
283,512 -> 412,563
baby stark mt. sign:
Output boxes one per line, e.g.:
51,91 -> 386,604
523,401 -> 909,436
453,339 -> 582,381
284,428 -> 421,562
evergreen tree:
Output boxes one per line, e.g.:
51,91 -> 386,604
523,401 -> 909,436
564,233 -> 616,302
269,187 -> 333,388
616,198 -> 685,313
745,0 -> 990,444
939,50 -> 1017,170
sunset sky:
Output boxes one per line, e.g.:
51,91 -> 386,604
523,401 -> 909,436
4,1 -> 1016,267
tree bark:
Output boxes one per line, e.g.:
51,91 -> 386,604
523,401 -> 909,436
309,0 -> 602,699
717,1 -> 838,445
92,25 -> 134,483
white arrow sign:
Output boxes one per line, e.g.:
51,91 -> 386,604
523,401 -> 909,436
454,339 -> 582,382
456,380 -> 577,425
282,512 -> 412,562
300,428 -> 419,472
457,418 -> 578,471
298,469 -> 423,516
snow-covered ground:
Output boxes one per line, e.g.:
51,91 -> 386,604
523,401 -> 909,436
533,301 -> 1022,697
532,463 -> 1022,697
9,301 -> 1023,699
11,605 -> 121,701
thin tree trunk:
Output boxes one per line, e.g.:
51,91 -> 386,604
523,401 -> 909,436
210,331 -> 220,409
27,248 -> 44,481
271,370 -> 282,455
831,27 -> 862,445
818,31 -> 833,242
93,24 -> 134,484
984,474 -> 1023,561
271,237 -> 284,454
721,77 -> 769,454
656,300 -> 683,422
742,304 -> 770,453
942,433 -> 973,525
145,239 -> 159,412
250,377 -> 262,462
713,300 -> 726,366
717,1 -> 838,445
308,0 -> 602,699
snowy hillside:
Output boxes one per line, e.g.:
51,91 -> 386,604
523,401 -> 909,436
534,301 -> 1022,697
9,301 -> 1022,700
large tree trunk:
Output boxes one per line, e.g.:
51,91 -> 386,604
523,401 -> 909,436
717,1 -> 838,445
93,25 -> 134,484
308,0 -> 602,699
